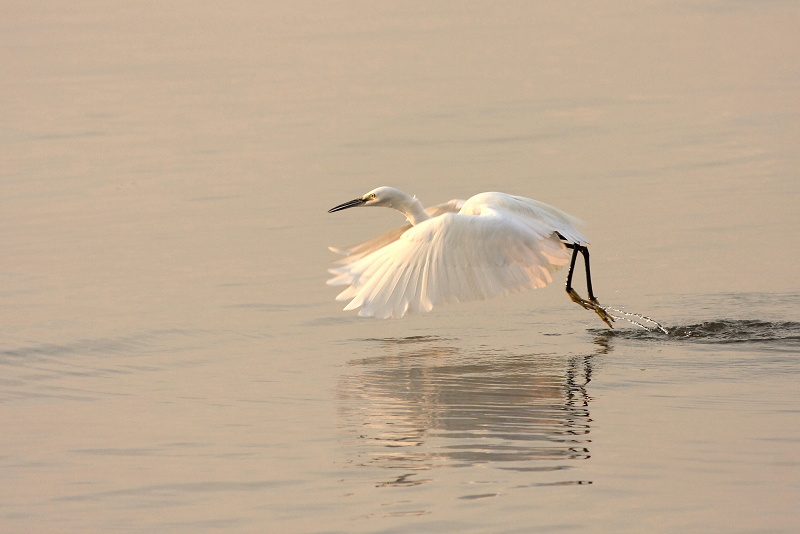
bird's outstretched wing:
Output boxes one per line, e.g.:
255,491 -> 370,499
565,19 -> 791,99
327,210 -> 571,318
329,199 -> 465,266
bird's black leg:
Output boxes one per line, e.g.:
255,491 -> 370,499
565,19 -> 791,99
564,242 -> 580,294
560,237 -> 614,328
580,245 -> 596,301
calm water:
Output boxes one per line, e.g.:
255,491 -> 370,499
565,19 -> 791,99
1,2 -> 799,532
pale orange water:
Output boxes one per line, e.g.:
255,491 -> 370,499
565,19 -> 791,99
1,2 -> 799,532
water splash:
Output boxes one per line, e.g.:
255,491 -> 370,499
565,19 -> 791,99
600,306 -> 669,334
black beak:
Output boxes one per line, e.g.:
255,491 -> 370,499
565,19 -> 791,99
328,198 -> 365,213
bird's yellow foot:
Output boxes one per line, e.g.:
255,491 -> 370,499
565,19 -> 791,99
567,289 -> 615,328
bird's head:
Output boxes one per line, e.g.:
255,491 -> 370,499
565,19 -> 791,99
328,186 -> 412,213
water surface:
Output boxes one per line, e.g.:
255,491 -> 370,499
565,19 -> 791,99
1,2 -> 799,532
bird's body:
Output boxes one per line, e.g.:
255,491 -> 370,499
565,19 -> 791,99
328,186 -> 614,326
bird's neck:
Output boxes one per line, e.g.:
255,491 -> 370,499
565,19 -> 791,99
397,196 -> 430,226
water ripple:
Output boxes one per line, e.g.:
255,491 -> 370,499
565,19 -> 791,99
594,320 -> 800,346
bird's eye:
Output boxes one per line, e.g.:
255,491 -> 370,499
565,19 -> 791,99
369,193 -> 376,200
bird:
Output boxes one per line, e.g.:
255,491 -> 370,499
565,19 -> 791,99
327,186 -> 614,327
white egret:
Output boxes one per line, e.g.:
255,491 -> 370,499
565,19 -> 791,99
327,186 -> 614,327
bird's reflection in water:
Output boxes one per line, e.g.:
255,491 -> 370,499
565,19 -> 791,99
337,336 -> 598,487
